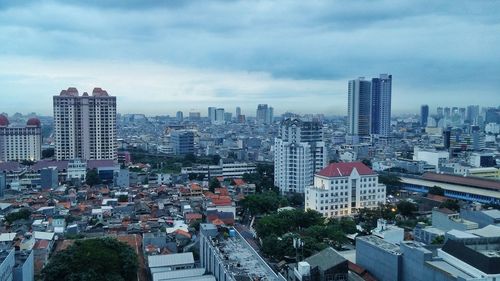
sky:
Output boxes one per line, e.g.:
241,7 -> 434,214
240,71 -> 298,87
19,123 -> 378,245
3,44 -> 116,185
0,0 -> 499,116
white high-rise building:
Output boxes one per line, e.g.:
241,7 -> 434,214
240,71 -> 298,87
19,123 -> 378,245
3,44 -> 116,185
305,162 -> 386,218
371,74 -> 392,136
0,116 -> 42,161
274,118 -> 326,194
208,107 -> 217,123
53,87 -> 117,160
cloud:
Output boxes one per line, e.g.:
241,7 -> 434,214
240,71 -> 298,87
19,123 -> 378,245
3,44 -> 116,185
0,0 -> 499,115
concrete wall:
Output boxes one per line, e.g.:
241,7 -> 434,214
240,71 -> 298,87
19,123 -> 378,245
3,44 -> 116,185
356,238 -> 401,281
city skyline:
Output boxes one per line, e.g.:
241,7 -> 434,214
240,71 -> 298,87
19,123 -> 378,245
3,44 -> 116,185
1,1 -> 499,115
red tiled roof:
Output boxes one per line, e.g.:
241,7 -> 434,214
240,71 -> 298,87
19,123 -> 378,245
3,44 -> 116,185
317,162 -> 374,178
232,179 -> 245,186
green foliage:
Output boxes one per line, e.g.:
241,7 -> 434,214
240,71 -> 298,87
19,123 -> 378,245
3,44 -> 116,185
5,208 -> 31,224
361,159 -> 372,168
209,178 -> 221,193
240,191 -> 288,215
42,148 -> 55,159
117,195 -> 128,203
41,238 -> 138,281
397,200 -> 418,217
190,220 -> 202,232
431,235 -> 445,245
242,163 -> 276,192
85,168 -> 101,186
440,199 -> 460,211
255,209 -> 324,238
257,209 -> 352,260
378,173 -> 402,187
21,159 -> 35,166
428,185 -> 444,196
356,205 -> 396,230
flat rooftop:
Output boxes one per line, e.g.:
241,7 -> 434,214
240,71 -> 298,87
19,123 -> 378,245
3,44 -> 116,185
357,235 -> 401,255
213,232 -> 283,281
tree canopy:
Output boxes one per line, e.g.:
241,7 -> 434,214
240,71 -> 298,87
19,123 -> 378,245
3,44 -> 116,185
85,168 -> 101,186
41,238 -> 138,281
240,191 -> 288,216
428,185 -> 445,196
5,208 -> 31,224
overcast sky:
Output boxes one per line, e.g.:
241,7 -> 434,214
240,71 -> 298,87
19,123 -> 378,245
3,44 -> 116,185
0,0 -> 499,116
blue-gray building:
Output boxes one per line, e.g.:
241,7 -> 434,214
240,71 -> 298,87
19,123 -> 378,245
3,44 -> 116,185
420,105 -> 429,127
371,74 -> 392,136
356,235 -> 402,281
0,172 -> 5,198
13,250 -> 34,281
171,130 -> 194,155
40,167 -> 58,189
0,248 -> 15,281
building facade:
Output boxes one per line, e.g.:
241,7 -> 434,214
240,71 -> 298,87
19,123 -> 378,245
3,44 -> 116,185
371,74 -> 392,136
0,116 -> 42,162
305,162 -> 386,217
347,78 -> 371,137
420,105 -> 429,127
53,87 -> 117,160
170,130 -> 195,155
274,118 -> 326,194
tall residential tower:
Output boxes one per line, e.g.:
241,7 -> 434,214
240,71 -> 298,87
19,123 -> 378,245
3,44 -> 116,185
274,118 -> 326,194
53,87 -> 117,160
371,74 -> 392,136
347,77 -> 372,137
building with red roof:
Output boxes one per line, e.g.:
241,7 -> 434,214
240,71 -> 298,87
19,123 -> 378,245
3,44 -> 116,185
305,162 -> 385,218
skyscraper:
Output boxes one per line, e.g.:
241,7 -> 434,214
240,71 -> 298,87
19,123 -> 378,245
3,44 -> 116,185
256,104 -> 269,124
176,111 -> 184,121
208,107 -> 217,122
170,130 -> 194,155
371,74 -> 392,136
53,87 -> 117,160
347,77 -> 371,137
215,108 -> 225,124
466,105 -> 480,124
274,118 -> 326,194
420,105 -> 429,127
235,107 -> 241,119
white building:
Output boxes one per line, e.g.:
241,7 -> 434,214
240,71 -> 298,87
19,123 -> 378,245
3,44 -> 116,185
413,147 -> 449,169
53,87 -> 117,160
274,118 -> 326,194
67,159 -> 87,181
0,116 -> 42,161
305,162 -> 386,218
372,219 -> 404,244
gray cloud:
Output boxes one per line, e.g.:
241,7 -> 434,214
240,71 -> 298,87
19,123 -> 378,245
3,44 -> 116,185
0,0 -> 499,115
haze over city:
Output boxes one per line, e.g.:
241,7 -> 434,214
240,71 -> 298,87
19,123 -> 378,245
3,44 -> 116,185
1,0 -> 499,116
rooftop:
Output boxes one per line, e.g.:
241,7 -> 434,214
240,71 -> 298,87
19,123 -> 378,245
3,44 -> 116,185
317,162 -> 374,178
211,229 -> 283,281
148,252 -> 194,268
356,235 -> 401,255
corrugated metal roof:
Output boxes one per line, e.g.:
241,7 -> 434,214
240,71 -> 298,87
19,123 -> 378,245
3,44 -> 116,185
148,253 -> 194,268
152,268 -> 205,281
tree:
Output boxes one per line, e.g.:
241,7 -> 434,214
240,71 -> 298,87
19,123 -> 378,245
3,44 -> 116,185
397,201 -> 417,217
440,199 -> 460,212
5,208 -> 31,224
209,178 -> 221,193
361,159 -> 372,168
431,235 -> 445,244
86,168 -> 101,186
428,185 -> 444,196
41,238 -> 138,281
42,148 -> 55,159
117,195 -> 128,203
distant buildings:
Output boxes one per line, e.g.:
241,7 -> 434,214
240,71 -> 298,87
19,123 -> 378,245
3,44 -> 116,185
215,108 -> 225,125
274,118 -> 326,194
208,107 -> 217,123
420,104 -> 429,127
305,162 -> 386,217
53,87 -> 117,160
256,104 -> 274,125
176,111 -> 183,121
0,116 -> 42,162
